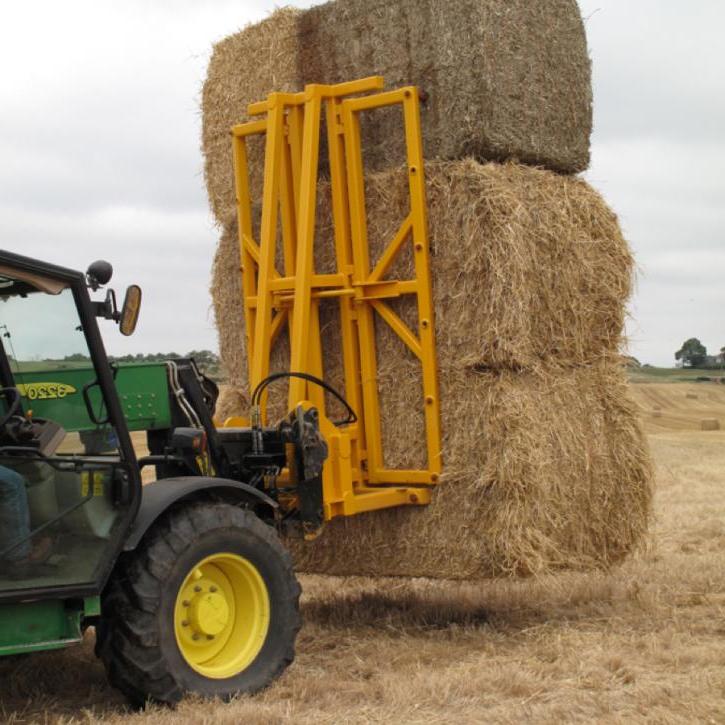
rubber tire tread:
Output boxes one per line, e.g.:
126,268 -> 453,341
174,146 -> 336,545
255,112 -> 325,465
95,501 -> 301,707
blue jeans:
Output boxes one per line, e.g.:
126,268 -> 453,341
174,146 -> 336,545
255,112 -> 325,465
0,464 -> 31,561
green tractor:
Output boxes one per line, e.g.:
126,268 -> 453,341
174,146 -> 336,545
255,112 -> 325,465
0,251 -> 311,706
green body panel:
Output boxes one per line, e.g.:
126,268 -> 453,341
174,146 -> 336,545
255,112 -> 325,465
16,362 -> 172,433
0,596 -> 99,655
0,364 -> 171,655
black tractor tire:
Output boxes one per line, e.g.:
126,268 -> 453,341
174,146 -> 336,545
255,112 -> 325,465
95,501 -> 301,707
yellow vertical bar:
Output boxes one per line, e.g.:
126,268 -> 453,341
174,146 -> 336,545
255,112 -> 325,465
232,134 -> 258,388
402,90 -> 441,474
285,104 -> 304,389
280,116 -> 298,278
325,96 -> 364,470
251,95 -> 286,422
306,300 -> 326,415
287,104 -> 304,211
288,88 -> 323,409
341,100 -> 385,475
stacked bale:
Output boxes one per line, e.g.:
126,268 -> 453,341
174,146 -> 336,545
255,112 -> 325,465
286,361 -> 650,578
204,1 -> 653,579
213,160 -> 633,385
202,0 -> 592,225
210,160 -> 653,577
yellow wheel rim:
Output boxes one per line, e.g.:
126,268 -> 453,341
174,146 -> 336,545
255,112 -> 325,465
173,552 -> 270,679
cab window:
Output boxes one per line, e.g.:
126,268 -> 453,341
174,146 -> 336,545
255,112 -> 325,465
0,271 -> 131,593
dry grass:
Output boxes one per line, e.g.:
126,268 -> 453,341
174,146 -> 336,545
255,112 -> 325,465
630,382 -> 725,434
202,1 -> 592,224
0,398 -> 723,723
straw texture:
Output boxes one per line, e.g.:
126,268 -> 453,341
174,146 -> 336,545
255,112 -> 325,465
202,0 -> 592,224
210,159 -> 653,578
212,159 -> 632,378
286,360 -> 651,578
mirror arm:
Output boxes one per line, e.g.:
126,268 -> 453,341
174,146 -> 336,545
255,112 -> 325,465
91,289 -> 120,322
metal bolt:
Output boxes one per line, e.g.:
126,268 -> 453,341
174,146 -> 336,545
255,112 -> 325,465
181,620 -> 189,627
410,166 -> 417,174
182,600 -> 190,607
210,586 -> 218,593
415,243 -> 423,252
192,633 -> 200,641
194,585 -> 202,593
421,319 -> 429,328
425,396 -> 434,405
206,635 -> 215,641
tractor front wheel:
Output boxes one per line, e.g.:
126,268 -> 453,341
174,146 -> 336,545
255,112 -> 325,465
96,501 -> 301,707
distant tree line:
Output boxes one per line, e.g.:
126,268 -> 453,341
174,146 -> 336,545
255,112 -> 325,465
63,350 -> 219,364
60,350 -> 222,378
675,338 -> 725,369
107,350 -> 220,367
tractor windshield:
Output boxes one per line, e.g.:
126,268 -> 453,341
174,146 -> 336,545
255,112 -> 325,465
0,269 -> 132,595
0,280 -> 119,454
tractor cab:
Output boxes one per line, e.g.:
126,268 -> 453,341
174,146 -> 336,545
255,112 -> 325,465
0,250 -> 300,701
0,253 -> 141,598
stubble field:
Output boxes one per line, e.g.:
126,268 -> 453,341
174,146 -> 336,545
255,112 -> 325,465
1,382 -> 724,724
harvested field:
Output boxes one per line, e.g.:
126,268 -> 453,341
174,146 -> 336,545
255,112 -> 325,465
630,382 -> 725,434
202,1 -> 592,224
1,398 -> 723,723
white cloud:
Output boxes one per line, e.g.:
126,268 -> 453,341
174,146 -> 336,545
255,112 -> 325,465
0,0 -> 316,357
579,0 -> 725,364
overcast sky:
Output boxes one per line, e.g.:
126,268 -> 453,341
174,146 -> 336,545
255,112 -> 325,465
0,1 -> 722,365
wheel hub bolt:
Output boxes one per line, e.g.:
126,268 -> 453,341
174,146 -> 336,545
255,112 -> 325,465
181,620 -> 189,627
192,633 -> 200,641
210,586 -> 217,593
194,585 -> 202,593
206,634 -> 215,640
182,600 -> 190,607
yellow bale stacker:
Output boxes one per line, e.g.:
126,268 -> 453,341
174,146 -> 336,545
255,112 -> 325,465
226,77 -> 443,533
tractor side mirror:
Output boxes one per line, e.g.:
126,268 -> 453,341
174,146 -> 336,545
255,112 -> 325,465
119,285 -> 142,336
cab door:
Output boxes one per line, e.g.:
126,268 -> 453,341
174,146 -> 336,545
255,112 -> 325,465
0,255 -> 140,599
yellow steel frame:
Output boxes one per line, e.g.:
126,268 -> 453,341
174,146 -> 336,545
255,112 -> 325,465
230,77 -> 441,522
